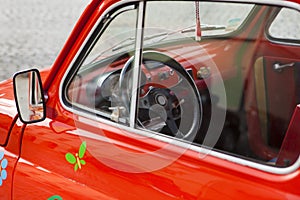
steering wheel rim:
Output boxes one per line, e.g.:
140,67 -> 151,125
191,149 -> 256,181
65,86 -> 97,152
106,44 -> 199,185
118,51 -> 202,141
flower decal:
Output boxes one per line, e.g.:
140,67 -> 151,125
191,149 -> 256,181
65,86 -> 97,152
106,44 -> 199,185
65,141 -> 87,172
0,151 -> 8,186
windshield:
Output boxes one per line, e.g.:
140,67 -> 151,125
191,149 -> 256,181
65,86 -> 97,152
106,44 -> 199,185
143,2 -> 253,43
84,2 -> 254,66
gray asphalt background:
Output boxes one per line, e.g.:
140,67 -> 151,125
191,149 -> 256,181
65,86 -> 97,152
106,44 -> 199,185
0,1 -> 298,81
0,0 -> 89,81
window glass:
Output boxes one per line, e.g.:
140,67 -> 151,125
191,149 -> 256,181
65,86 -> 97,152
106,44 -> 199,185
137,1 -> 256,155
67,4 -> 138,124
143,1 -> 253,43
269,8 -> 300,41
136,1 -> 300,168
83,5 -> 137,65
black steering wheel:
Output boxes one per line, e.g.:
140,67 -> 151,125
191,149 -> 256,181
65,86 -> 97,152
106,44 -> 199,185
118,51 -> 202,141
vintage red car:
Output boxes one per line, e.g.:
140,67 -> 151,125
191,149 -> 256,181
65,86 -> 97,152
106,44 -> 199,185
0,0 -> 300,199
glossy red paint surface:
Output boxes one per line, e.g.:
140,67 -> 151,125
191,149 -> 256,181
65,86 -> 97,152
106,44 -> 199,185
0,0 -> 300,199
11,112 -> 300,199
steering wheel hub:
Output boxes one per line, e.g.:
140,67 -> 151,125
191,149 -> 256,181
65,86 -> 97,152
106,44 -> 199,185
156,94 -> 167,106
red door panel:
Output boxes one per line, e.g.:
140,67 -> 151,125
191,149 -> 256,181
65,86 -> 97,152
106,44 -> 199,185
12,119 -> 116,200
249,36 -> 300,153
263,56 -> 300,148
12,107 -> 300,199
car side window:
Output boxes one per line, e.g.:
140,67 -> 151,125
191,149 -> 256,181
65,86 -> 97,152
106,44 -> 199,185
269,8 -> 300,41
66,4 -> 138,125
64,0 -> 300,171
135,1 -> 300,169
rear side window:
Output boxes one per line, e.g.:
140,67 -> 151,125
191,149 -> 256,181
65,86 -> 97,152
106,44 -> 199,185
269,8 -> 300,42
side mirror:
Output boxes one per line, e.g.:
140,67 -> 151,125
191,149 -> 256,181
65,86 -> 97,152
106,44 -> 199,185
13,69 -> 46,124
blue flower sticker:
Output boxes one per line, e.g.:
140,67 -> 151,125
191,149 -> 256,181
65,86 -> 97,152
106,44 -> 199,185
0,151 -> 8,186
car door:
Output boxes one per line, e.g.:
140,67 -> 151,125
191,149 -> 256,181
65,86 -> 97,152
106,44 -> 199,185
265,9 -> 300,150
12,0 -> 300,199
245,6 -> 300,160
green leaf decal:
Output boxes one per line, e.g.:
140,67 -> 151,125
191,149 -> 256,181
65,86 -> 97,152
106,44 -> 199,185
48,195 -> 63,200
80,160 -> 86,165
74,163 -> 79,172
65,153 -> 76,164
79,141 -> 86,159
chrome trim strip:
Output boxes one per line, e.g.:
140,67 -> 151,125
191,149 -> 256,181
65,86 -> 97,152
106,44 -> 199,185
129,1 -> 145,128
58,0 -> 300,175
212,0 -> 300,9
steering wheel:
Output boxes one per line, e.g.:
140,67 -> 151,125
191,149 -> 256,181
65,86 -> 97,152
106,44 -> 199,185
118,51 -> 202,141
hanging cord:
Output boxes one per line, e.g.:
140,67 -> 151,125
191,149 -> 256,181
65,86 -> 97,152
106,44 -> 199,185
195,1 -> 201,41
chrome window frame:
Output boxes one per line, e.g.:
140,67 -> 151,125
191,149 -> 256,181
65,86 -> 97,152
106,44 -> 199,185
59,0 -> 300,175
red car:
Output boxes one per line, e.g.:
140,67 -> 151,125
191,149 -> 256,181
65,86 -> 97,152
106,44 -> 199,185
0,0 -> 300,199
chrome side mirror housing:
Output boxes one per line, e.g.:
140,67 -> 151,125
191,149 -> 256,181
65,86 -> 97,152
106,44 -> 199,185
13,69 -> 46,124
